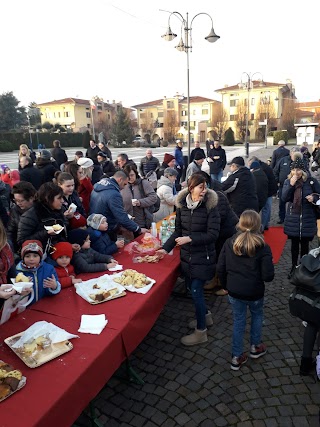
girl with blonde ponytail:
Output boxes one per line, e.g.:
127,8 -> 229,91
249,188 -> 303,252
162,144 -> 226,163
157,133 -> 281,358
217,210 -> 274,371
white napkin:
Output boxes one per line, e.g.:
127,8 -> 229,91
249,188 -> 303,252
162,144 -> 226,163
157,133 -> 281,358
78,314 -> 108,335
108,264 -> 123,272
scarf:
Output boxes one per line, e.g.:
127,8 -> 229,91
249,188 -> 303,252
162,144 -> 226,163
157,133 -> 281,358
186,194 -> 201,211
292,179 -> 303,214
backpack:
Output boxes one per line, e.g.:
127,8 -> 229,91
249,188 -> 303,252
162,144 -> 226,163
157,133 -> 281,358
289,249 -> 320,327
145,170 -> 158,190
138,180 -> 161,213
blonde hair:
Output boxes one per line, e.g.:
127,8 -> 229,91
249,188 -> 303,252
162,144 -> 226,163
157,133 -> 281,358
19,144 -> 30,157
287,169 -> 308,181
233,210 -> 264,257
82,167 -> 93,179
0,220 -> 8,251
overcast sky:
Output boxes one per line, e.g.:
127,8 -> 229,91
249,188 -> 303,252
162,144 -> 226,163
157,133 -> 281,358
2,0 -> 319,109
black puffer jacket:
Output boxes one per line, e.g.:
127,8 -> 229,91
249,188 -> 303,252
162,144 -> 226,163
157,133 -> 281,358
35,159 -> 59,183
162,189 -> 220,281
252,168 -> 268,211
19,164 -> 43,190
222,167 -> 258,216
51,147 -> 68,168
282,177 -> 320,238
215,191 -> 238,254
17,201 -> 67,251
260,161 -> 278,197
217,236 -> 274,301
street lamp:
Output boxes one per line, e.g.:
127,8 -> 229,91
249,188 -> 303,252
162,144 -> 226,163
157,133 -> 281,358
26,112 -> 33,151
261,91 -> 277,149
238,72 -> 264,158
161,11 -> 220,162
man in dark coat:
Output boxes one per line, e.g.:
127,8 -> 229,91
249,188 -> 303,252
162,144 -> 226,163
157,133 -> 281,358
51,140 -> 68,168
249,161 -> 268,212
270,140 -> 290,169
190,141 -> 206,163
86,139 -> 100,163
207,140 -> 227,182
35,150 -> 59,183
19,156 -> 43,190
222,156 -> 258,217
139,149 -> 160,178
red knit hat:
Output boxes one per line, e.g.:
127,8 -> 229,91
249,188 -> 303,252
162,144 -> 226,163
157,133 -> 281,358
51,242 -> 73,260
163,153 -> 175,164
21,240 -> 43,259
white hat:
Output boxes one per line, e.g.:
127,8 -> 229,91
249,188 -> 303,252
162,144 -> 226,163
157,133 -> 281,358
77,157 -> 94,168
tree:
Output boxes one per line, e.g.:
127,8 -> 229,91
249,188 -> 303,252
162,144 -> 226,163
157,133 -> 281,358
211,104 -> 228,141
255,98 -> 277,140
140,110 -> 155,143
0,91 -> 26,131
235,100 -> 247,141
224,127 -> 235,146
163,110 -> 179,142
110,106 -> 134,144
28,102 -> 41,126
281,99 -> 297,138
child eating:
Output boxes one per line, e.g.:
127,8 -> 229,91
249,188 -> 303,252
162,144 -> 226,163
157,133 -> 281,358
68,229 -> 118,274
86,213 -> 124,255
51,242 -> 82,288
16,240 -> 61,303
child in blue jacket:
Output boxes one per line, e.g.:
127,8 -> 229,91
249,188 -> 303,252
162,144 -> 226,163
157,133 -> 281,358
86,214 -> 124,255
16,240 -> 61,304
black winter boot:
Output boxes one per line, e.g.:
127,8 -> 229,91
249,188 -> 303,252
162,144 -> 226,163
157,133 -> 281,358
288,265 -> 297,280
299,357 -> 316,376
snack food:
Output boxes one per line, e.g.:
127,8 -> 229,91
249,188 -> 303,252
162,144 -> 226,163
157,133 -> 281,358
52,224 -> 63,231
89,288 -> 118,302
0,361 -> 23,397
15,272 -> 29,283
113,269 -> 152,288
134,255 -> 159,263
92,284 -> 100,289
0,384 -> 11,399
18,335 -> 51,356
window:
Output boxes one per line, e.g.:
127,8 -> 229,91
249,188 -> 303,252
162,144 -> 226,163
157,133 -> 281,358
140,113 -> 146,118
181,110 -> 187,116
167,101 -> 174,108
251,114 -> 254,120
108,114 -> 110,120
192,110 -> 196,115
230,114 -> 238,121
53,112 -> 56,118
200,131 -> 205,142
230,99 -> 238,107
58,112 -> 61,118
86,112 -> 91,118
64,112 -> 70,118
87,124 -> 90,128
150,113 -> 153,118
158,112 -> 164,118
202,109 -> 209,115
181,121 -> 187,127
251,98 -> 255,106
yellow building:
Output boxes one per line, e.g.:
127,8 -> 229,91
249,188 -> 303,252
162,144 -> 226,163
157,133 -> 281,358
132,93 -> 221,143
215,80 -> 296,140
37,97 -> 121,133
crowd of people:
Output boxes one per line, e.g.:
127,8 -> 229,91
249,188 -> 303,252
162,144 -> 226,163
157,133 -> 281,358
0,137 -> 319,374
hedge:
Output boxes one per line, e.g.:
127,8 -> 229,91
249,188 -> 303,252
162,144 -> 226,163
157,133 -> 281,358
0,132 -> 89,151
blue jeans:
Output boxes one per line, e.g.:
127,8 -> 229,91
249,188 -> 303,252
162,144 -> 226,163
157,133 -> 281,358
228,295 -> 264,357
261,196 -> 272,229
211,170 -> 223,183
186,278 -> 207,330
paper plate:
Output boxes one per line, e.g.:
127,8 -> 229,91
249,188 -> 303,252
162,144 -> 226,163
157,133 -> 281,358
10,279 -> 33,293
44,225 -> 64,234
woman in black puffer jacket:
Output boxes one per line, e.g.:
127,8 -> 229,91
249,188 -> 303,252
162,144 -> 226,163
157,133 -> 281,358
282,157 -> 320,279
158,174 -> 220,346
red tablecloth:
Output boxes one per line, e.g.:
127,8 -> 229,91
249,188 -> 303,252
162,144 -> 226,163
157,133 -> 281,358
0,311 -> 124,427
0,243 -> 181,427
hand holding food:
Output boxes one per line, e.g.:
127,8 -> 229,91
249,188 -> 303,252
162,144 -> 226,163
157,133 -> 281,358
15,273 -> 29,283
0,285 -> 16,299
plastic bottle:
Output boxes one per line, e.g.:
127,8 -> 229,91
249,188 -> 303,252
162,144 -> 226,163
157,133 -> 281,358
151,222 -> 157,237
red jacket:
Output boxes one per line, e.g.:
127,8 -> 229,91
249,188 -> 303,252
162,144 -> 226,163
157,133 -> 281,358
54,264 -> 77,288
78,177 -> 93,215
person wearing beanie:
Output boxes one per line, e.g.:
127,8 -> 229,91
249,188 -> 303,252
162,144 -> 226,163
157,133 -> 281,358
51,242 -> 81,288
153,167 -> 178,222
16,240 -> 61,304
68,229 -> 118,274
157,153 -> 176,179
35,149 -> 59,184
86,214 -> 123,255
97,152 -> 116,178
282,156 -> 320,279
185,151 -> 206,181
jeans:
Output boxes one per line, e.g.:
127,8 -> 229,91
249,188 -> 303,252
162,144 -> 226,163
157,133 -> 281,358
228,295 -> 264,357
211,170 -> 223,183
186,278 -> 207,330
278,186 -> 286,222
261,196 -> 272,229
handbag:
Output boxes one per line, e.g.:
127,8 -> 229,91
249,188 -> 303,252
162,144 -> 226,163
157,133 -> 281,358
201,158 -> 210,174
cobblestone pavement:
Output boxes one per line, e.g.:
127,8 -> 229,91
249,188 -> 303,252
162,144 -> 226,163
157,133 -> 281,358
74,145 -> 320,427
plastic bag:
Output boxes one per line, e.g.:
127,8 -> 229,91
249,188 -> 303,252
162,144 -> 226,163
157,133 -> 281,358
124,233 -> 160,256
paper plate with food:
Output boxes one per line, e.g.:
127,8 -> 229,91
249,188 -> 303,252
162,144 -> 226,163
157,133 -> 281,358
44,224 -> 64,234
75,274 -> 126,304
0,360 -> 26,402
5,321 -> 77,368
10,273 -> 33,293
111,269 -> 155,294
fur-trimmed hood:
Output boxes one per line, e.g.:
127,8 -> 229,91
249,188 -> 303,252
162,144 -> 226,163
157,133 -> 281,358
175,188 -> 218,210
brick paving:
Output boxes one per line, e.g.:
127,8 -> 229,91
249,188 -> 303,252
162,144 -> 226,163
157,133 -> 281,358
74,144 -> 320,427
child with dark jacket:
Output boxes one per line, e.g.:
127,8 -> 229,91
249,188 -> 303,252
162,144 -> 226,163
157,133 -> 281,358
217,210 -> 274,371
86,214 -> 124,255
52,242 -> 82,288
68,229 -> 118,274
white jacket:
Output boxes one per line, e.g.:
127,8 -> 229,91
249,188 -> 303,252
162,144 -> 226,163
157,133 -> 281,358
153,176 -> 177,222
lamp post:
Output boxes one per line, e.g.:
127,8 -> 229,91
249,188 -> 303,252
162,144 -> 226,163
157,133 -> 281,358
238,72 -> 264,158
26,112 -> 33,151
262,91 -> 277,149
161,11 -> 220,163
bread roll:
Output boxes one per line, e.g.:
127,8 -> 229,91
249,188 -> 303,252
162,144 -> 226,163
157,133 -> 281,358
52,224 -> 63,231
15,273 -> 29,283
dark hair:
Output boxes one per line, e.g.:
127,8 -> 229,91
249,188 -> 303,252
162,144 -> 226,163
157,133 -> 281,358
75,151 -> 83,157
53,140 -> 61,148
118,153 -> 128,162
37,182 -> 63,209
56,172 -> 74,185
64,162 -> 81,189
12,181 -> 36,200
123,164 -> 139,178
187,174 -> 207,192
